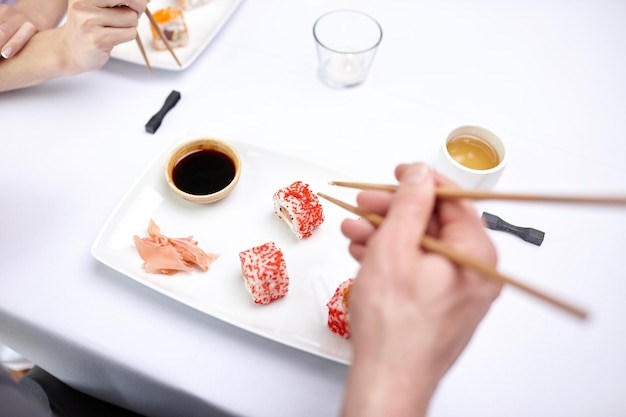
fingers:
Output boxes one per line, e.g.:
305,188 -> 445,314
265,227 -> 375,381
434,171 -> 494,258
88,4 -> 143,28
107,0 -> 147,16
432,167 -> 500,295
378,163 -> 436,250
341,218 -> 375,261
347,241 -> 367,261
112,0 -> 147,17
1,21 -> 37,59
64,0 -> 146,55
355,190 -> 392,217
341,218 -> 376,244
339,163 -> 436,262
107,0 -> 149,28
69,0 -> 146,25
339,162 -> 494,275
0,4 -> 38,59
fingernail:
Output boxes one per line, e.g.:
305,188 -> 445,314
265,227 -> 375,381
403,163 -> 430,184
1,47 -> 12,59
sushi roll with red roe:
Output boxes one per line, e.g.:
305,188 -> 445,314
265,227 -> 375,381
273,181 -> 324,239
239,242 -> 289,305
327,278 -> 354,339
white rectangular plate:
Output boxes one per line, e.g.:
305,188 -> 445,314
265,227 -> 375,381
92,130 -> 358,364
110,0 -> 242,70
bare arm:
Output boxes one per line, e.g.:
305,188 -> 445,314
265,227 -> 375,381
12,0 -> 68,29
0,0 -> 67,58
0,0 -> 146,92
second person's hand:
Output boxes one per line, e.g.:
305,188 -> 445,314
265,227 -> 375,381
56,0 -> 148,73
0,4 -> 38,59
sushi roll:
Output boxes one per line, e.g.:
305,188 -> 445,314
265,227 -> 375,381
239,242 -> 289,305
327,278 -> 354,339
273,181 -> 324,239
150,7 -> 189,51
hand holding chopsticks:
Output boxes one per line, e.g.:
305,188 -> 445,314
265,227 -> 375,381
317,169 -> 613,320
318,192 -> 588,320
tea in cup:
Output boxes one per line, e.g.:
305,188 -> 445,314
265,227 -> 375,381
436,125 -> 507,189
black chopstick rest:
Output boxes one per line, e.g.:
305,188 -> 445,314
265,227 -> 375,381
481,212 -> 545,246
145,90 -> 181,134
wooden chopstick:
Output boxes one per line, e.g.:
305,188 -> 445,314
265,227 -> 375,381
329,181 -> 626,206
317,191 -> 589,320
145,8 -> 182,68
135,34 -> 153,73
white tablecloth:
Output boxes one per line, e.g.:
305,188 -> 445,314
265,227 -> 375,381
1,1 -> 625,416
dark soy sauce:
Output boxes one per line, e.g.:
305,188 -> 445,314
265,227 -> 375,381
172,149 -> 236,195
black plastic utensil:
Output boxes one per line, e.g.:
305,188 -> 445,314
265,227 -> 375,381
145,90 -> 181,134
481,212 -> 545,246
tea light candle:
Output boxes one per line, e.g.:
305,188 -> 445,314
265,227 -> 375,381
322,53 -> 366,87
313,10 -> 382,88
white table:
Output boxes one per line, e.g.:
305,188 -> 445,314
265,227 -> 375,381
1,1 -> 625,416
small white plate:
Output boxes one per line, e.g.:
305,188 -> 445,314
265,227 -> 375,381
110,0 -> 242,70
92,130 -> 358,364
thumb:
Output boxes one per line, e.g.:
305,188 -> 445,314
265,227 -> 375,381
377,163 -> 436,249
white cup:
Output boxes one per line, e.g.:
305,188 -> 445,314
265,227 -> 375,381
435,125 -> 507,190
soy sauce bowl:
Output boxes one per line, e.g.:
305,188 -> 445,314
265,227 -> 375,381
165,138 -> 242,204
